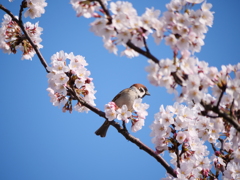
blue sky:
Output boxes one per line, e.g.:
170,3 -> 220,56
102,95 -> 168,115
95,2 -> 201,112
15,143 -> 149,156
0,0 -> 240,180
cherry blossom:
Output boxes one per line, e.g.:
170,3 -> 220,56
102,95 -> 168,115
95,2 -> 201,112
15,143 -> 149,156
105,108 -> 117,121
0,14 -> 43,60
71,0 -> 214,59
71,0 -> 109,18
223,161 -> 240,179
104,98 -> 149,132
149,101 -> 240,179
176,131 -> 186,143
47,51 -> 96,113
24,0 -> 47,19
115,105 -> 131,123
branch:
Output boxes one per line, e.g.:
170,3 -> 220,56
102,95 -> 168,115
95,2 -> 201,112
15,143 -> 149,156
96,0 -> 112,25
230,99 -> 235,117
66,86 -> 177,177
212,106 -> 240,132
175,145 -> 180,168
216,85 -> 226,108
112,122 -> 176,177
211,143 -> 217,152
201,101 -> 240,133
171,71 -> 186,87
126,40 -> 159,64
0,4 -> 49,73
19,0 -> 26,23
142,35 -> 150,53
218,138 -> 224,154
66,86 -> 106,118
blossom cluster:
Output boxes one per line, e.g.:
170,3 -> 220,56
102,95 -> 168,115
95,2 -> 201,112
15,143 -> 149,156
0,14 -> 43,60
146,57 -> 240,111
70,0 -> 109,18
143,1 -> 239,118
71,0 -> 213,58
47,51 -> 96,113
147,56 -> 240,178
104,99 -> 149,132
151,103 -> 240,179
24,0 -> 47,19
163,0 -> 213,54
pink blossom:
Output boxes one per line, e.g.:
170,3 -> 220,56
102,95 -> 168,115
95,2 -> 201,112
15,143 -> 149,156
176,131 -> 187,143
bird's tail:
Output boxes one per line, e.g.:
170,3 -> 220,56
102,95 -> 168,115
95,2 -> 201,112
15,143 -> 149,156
95,120 -> 110,137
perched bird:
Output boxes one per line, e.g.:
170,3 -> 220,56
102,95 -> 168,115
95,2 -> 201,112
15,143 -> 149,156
95,83 -> 150,137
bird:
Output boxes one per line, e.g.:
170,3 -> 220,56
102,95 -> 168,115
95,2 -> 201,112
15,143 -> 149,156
95,83 -> 150,137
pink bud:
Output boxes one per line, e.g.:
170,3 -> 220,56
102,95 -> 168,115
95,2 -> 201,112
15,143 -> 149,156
215,151 -> 221,156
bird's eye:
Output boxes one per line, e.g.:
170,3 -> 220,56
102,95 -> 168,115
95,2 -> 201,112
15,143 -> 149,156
139,87 -> 144,93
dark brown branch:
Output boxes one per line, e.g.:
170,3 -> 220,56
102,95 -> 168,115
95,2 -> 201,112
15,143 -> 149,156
126,40 -> 159,64
0,4 -> 49,73
175,144 -> 180,168
201,101 -> 240,133
205,114 -> 219,119
66,86 -> 106,118
218,138 -> 224,154
19,0 -> 26,23
216,85 -> 226,108
212,106 -> 240,132
142,36 -> 150,53
230,99 -> 235,117
66,86 -> 176,177
208,171 -> 218,180
112,121 -> 176,176
0,4 -> 19,24
211,143 -> 217,152
171,71 -> 186,87
96,0 -> 112,25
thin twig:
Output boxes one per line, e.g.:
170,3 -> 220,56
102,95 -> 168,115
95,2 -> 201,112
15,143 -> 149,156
230,99 -> 235,117
66,86 -> 106,118
218,138 -> 224,154
175,145 -> 180,168
216,85 -> 226,108
211,143 -> 217,152
142,36 -> 150,53
126,40 -> 159,63
209,171 -> 218,180
96,0 -> 112,24
19,0 -> 26,23
205,114 -> 219,119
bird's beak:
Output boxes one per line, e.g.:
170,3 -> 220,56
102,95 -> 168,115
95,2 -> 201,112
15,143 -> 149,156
146,91 -> 150,96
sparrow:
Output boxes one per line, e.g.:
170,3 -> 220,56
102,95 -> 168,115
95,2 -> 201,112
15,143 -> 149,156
95,83 -> 150,137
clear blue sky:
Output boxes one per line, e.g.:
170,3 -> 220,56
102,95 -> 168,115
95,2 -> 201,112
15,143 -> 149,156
0,1 -> 239,180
